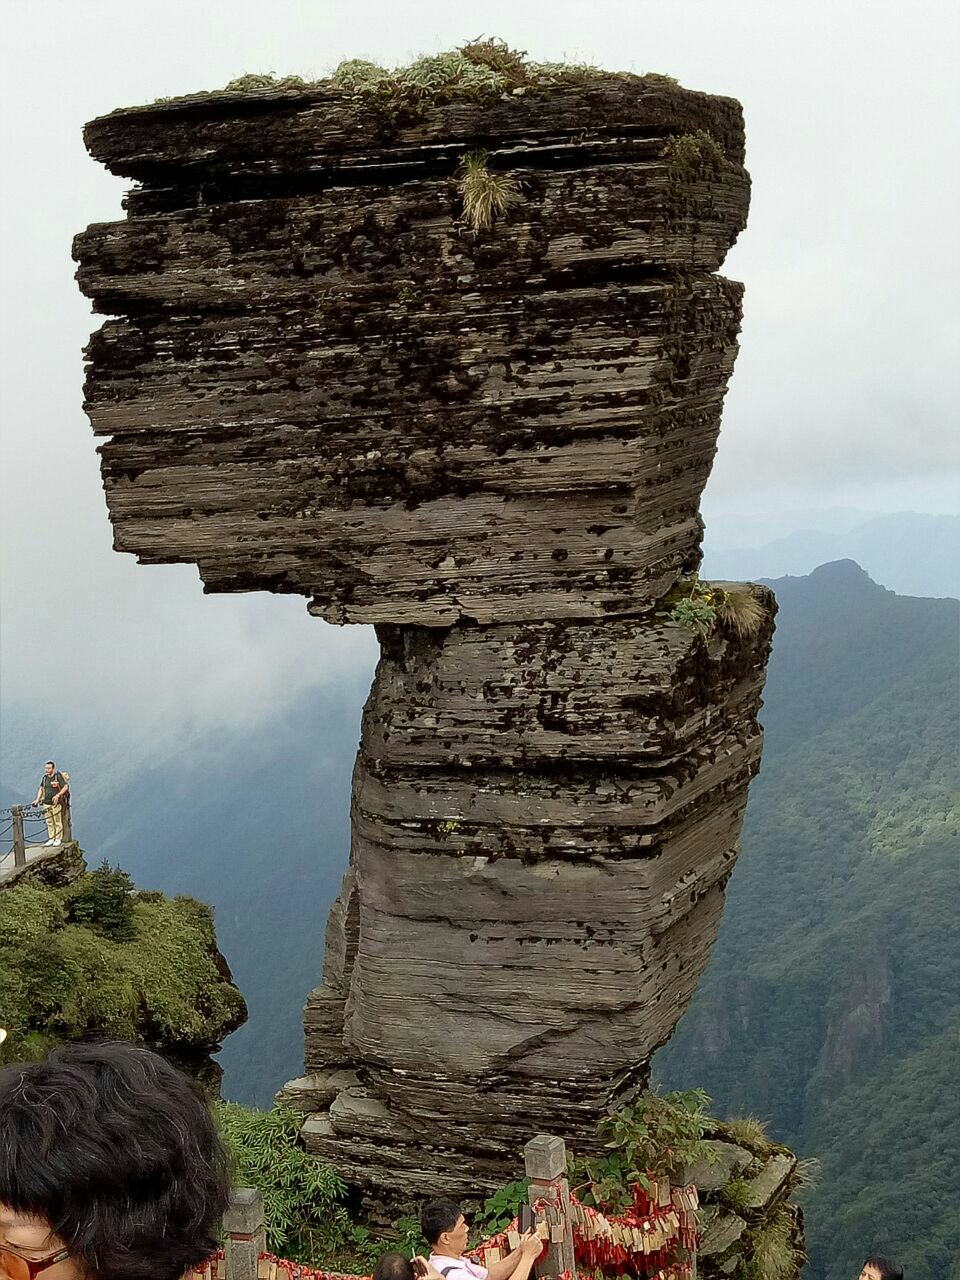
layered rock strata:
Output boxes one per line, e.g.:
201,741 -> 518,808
76,75 -> 749,625
287,604 -> 774,1199
77,67 -> 771,1201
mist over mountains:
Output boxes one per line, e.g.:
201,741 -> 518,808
2,514 -> 956,1102
0,664 -> 375,1099
701,511 -> 960,598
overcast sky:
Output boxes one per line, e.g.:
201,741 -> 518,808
1,0 -> 958,740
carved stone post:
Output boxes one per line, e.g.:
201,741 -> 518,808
224,1189 -> 265,1280
11,807 -> 25,867
524,1135 -> 576,1280
61,804 -> 73,843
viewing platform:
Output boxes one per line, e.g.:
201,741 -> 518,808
0,804 -> 76,884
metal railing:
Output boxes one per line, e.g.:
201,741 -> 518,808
0,803 -> 73,873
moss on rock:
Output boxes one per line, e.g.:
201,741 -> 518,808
0,860 -> 246,1069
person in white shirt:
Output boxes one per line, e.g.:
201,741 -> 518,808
422,1200 -> 542,1280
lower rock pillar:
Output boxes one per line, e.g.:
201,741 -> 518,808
288,593 -> 775,1202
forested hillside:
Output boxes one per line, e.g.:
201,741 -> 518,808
656,560 -> 960,1280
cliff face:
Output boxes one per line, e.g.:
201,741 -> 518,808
76,61 -> 771,1200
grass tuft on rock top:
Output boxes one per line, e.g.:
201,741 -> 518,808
721,1114 -> 771,1148
148,40 -> 692,108
215,1103 -> 360,1263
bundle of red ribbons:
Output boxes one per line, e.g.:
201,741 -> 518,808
471,1180 -> 699,1279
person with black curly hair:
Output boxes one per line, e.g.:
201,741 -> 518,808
0,1041 -> 230,1280
859,1258 -> 903,1280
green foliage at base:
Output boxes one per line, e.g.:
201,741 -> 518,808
571,1089 -> 716,1211
475,1179 -> 532,1234
740,1207 -> 797,1280
0,864 -> 246,1061
215,1103 -> 356,1262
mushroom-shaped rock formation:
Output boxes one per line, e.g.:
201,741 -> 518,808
76,52 -> 772,1201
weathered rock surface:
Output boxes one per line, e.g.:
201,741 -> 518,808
0,842 -> 85,890
692,1131 -> 804,1279
301,605 -> 773,1189
76,66 -> 773,1204
75,75 -> 749,626
681,1140 -> 754,1192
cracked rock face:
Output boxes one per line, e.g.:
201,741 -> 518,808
76,72 -> 771,1202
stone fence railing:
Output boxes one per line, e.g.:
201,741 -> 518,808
212,1135 -> 705,1280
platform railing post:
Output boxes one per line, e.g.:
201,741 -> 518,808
524,1135 -> 577,1280
11,807 -> 25,867
224,1189 -> 265,1280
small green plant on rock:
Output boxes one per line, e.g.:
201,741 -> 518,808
331,51 -> 508,103
717,1175 -> 753,1214
740,1205 -> 803,1280
670,594 -> 718,639
224,72 -> 309,91
330,59 -> 392,92
458,151 -> 521,230
460,37 -> 530,87
666,579 -> 766,640
572,1089 -> 716,1209
661,129 -> 725,176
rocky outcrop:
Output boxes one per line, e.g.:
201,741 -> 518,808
77,55 -> 772,1202
0,854 -> 246,1090
75,73 -> 749,626
692,1131 -> 805,1279
0,841 -> 85,890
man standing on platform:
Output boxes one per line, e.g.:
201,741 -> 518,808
34,760 -> 70,845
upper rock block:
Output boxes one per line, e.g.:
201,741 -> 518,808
76,75 -> 750,626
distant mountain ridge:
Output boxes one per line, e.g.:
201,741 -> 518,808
702,512 -> 960,598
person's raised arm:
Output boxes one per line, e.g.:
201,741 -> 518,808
503,1232 -> 543,1280
485,1235 -> 529,1280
